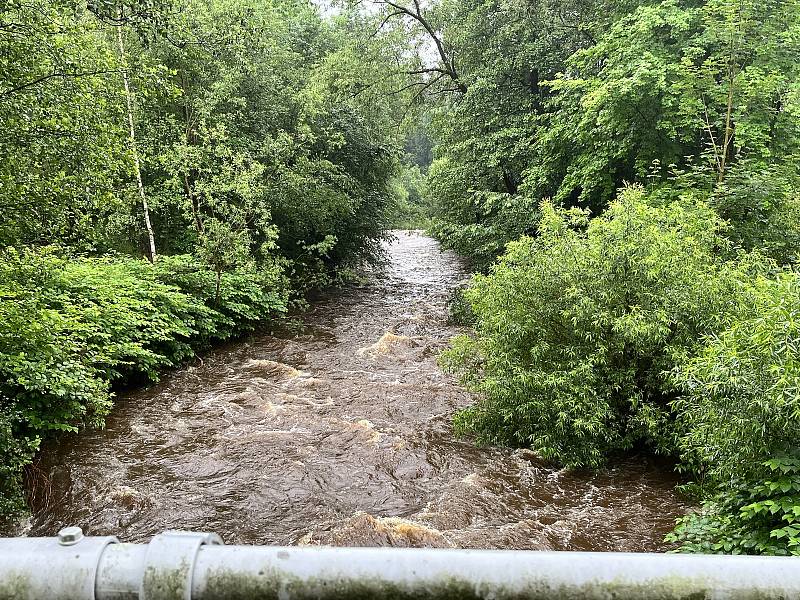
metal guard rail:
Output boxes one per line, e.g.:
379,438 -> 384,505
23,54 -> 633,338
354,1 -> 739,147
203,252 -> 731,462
1,527 -> 798,599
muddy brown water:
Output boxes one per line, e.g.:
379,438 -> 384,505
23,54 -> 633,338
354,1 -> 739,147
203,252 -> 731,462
25,231 -> 689,551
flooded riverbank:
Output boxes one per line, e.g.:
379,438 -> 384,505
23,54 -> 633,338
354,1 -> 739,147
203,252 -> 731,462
26,231 -> 688,550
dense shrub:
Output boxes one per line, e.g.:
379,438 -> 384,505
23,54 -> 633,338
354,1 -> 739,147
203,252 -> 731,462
0,248 -> 288,520
664,272 -> 800,555
671,272 -> 800,486
0,404 -> 38,519
667,456 -> 800,556
443,187 -> 739,467
429,181 -> 540,270
447,287 -> 476,327
444,185 -> 800,553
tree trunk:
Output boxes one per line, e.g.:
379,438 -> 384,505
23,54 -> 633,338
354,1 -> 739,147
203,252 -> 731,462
183,172 -> 204,234
718,3 -> 743,185
116,22 -> 157,262
718,65 -> 736,184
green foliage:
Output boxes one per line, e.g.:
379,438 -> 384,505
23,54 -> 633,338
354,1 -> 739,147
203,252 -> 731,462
664,267 -> 800,557
443,184 -> 800,555
447,287 -> 476,327
667,456 -> 800,556
0,0 -> 413,519
1,0 -> 408,267
0,247 -> 288,519
389,165 -> 431,229
382,0 -> 800,556
671,272 -> 800,486
196,219 -> 254,301
0,403 -> 39,522
443,187 -> 736,467
131,0 -> 407,282
425,0 -> 623,265
424,0 -> 800,266
429,187 -> 540,269
711,162 -> 800,264
0,0 -> 129,251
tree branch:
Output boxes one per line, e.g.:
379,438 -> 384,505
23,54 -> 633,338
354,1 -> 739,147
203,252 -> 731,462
0,69 -> 121,98
377,0 -> 467,92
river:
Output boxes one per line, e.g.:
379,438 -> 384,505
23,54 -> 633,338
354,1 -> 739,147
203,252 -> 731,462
26,231 -> 688,550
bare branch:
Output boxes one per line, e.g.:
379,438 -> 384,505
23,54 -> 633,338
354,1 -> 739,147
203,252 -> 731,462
407,67 -> 450,75
0,70 -> 121,98
370,10 -> 405,38
376,0 -> 467,92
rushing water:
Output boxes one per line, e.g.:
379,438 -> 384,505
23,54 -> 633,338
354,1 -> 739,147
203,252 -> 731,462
26,231 -> 688,550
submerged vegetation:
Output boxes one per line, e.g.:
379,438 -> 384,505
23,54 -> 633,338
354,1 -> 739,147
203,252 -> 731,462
2,0 -> 799,557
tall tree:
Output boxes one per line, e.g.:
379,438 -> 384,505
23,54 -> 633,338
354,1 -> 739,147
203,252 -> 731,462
116,18 -> 157,261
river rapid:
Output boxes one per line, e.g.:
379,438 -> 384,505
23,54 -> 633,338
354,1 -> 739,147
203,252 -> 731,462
26,231 -> 688,550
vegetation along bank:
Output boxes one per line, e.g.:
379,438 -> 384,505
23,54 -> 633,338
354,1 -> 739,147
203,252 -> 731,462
422,0 -> 800,555
2,0 -> 800,557
0,0 -> 419,520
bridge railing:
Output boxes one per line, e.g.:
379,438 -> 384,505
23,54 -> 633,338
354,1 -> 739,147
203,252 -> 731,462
0,527 -> 798,599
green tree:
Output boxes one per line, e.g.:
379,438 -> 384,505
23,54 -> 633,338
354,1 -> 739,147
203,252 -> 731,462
0,0 -> 128,250
443,187 -> 738,467
196,219 -> 253,302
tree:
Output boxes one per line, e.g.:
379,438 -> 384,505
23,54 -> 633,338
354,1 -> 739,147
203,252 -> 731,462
115,13 -> 157,261
196,219 -> 251,302
0,0 -> 128,250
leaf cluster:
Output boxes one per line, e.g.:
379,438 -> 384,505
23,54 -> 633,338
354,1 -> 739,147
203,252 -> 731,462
0,247 -> 288,519
667,456 -> 800,555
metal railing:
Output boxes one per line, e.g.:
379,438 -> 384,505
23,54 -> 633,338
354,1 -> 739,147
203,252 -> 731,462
1,527 -> 798,599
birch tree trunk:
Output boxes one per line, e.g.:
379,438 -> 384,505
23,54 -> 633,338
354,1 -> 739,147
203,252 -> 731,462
116,22 -> 157,262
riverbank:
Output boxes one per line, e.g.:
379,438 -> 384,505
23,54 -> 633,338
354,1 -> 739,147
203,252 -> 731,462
0,251 -> 291,525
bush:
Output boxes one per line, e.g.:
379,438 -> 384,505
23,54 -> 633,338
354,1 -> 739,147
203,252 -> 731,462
663,271 -> 800,555
0,403 -> 38,522
667,456 -> 800,556
443,187 -> 738,467
671,272 -> 800,485
429,190 -> 541,271
443,185 -> 800,554
447,287 -> 476,326
0,248 -> 289,519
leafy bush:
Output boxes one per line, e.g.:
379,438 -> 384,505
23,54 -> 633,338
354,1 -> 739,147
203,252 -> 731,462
429,184 -> 541,270
0,403 -> 38,521
447,287 -> 476,327
0,248 -> 289,519
648,160 -> 800,266
671,272 -> 800,485
667,456 -> 800,556
443,187 -> 738,467
443,185 -> 800,554
711,163 -> 800,266
663,271 -> 800,555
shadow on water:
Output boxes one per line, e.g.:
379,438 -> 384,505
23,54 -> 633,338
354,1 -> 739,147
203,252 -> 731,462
25,230 -> 690,550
